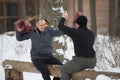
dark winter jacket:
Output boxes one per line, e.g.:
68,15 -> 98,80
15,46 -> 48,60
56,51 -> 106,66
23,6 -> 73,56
58,18 -> 96,58
16,27 -> 64,60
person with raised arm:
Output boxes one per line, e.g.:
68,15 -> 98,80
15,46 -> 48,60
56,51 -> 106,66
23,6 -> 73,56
58,11 -> 96,80
16,18 -> 64,80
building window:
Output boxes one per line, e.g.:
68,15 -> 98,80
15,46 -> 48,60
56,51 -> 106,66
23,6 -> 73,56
0,2 -> 4,16
0,0 -> 20,32
7,18 -> 19,31
6,3 -> 18,16
0,0 -> 39,32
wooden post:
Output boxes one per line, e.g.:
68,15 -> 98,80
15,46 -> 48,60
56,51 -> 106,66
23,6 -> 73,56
5,69 -> 23,80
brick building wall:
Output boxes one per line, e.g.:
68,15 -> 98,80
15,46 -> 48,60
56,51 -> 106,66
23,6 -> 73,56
83,0 -> 109,34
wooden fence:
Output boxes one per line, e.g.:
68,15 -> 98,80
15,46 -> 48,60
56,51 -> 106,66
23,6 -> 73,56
2,60 -> 120,80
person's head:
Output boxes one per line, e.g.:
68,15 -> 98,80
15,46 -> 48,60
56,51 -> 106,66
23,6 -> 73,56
73,11 -> 83,28
36,18 -> 46,32
76,15 -> 88,27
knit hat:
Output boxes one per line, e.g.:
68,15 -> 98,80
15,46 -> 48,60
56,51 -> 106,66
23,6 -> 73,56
76,16 -> 88,26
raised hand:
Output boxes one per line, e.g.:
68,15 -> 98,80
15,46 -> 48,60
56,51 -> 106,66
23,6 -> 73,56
62,11 -> 68,19
15,19 -> 32,33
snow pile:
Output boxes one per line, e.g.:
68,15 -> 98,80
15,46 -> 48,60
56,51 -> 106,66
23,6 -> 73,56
0,32 -> 120,80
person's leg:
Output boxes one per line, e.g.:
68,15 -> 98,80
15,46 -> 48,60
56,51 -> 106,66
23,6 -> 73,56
32,59 -> 51,80
86,57 -> 97,68
61,57 -> 87,80
61,60 -> 76,80
62,57 -> 96,80
61,67 -> 71,80
53,77 -> 61,80
46,56 -> 62,80
47,56 -> 63,65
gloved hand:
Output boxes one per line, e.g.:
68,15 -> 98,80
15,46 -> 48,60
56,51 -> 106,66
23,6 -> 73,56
15,19 -> 32,33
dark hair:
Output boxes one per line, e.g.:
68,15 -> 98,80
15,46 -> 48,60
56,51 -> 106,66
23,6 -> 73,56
76,16 -> 88,26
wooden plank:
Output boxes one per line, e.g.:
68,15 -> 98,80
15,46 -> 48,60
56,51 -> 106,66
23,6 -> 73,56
2,60 -> 120,80
72,70 -> 120,80
2,60 -> 62,78
0,16 -> 20,19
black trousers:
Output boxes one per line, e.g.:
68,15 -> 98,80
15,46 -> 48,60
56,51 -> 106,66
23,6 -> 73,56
32,55 -> 62,80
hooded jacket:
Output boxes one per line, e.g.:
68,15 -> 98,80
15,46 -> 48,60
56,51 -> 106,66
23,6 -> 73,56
58,17 -> 96,58
16,27 -> 64,60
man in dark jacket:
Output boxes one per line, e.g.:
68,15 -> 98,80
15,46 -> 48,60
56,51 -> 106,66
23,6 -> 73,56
58,11 -> 96,80
16,18 -> 63,80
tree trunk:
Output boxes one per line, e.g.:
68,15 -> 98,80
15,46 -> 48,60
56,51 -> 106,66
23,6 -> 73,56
115,0 -> 120,38
63,0 -> 68,10
21,0 -> 26,19
67,0 -> 79,27
78,0 -> 83,11
67,0 -> 74,27
39,0 -> 47,18
89,0 -> 97,36
109,0 -> 116,39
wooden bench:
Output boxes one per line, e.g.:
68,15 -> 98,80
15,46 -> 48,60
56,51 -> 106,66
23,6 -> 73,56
2,60 -> 120,80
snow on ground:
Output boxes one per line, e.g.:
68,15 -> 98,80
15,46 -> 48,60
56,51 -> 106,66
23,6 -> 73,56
0,66 -> 5,80
96,75 -> 111,80
23,72 -> 43,80
0,32 -> 120,80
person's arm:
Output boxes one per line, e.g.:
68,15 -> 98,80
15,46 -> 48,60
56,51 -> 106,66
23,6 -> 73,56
58,11 -> 77,37
47,27 -> 64,37
15,22 -> 31,41
16,31 -> 31,41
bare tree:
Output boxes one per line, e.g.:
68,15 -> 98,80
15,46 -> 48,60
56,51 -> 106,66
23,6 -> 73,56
109,0 -> 116,38
66,0 -> 74,26
63,0 -> 68,10
89,0 -> 97,36
78,0 -> 83,11
95,37 -> 120,70
39,0 -> 67,61
115,0 -> 120,38
39,0 -> 62,27
21,0 -> 26,19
